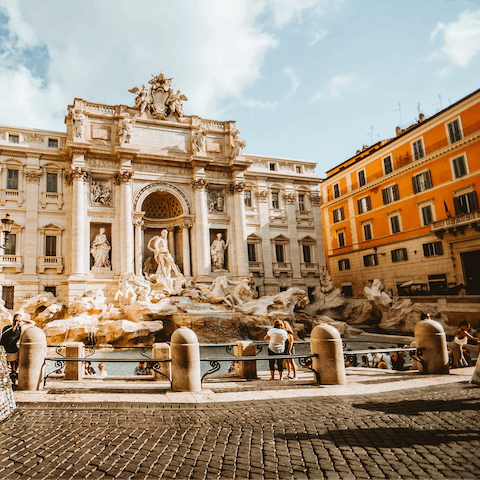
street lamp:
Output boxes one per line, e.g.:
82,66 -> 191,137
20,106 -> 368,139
1,214 -> 13,249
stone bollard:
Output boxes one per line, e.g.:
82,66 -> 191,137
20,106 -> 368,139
153,342 -> 171,381
310,325 -> 346,385
171,326 -> 201,392
18,327 -> 47,391
64,342 -> 85,380
233,341 -> 257,379
414,319 -> 449,374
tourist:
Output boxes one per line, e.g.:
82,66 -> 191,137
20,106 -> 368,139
283,321 -> 297,379
98,363 -> 108,377
390,346 -> 406,371
376,350 -> 393,370
360,355 -> 368,367
145,363 -> 153,375
449,321 -> 477,368
228,362 -> 235,374
0,314 -> 35,384
366,346 -> 377,368
84,361 -> 96,375
134,362 -> 147,375
264,320 -> 288,381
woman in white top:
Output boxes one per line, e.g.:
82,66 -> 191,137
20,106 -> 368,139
264,320 -> 288,381
450,321 -> 476,368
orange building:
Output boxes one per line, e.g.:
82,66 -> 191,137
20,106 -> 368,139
321,88 -> 480,297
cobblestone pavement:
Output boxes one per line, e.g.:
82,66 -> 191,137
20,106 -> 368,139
0,383 -> 479,479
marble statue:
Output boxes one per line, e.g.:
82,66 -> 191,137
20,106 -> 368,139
148,230 -> 181,278
129,72 -> 188,121
230,128 -> 246,158
118,115 -> 136,144
114,273 -> 137,305
91,180 -> 112,205
208,190 -> 225,214
191,125 -> 208,153
197,276 -> 254,307
70,108 -> 85,139
90,228 -> 111,268
210,233 -> 228,271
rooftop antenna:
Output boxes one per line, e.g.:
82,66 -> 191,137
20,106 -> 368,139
365,125 -> 373,144
417,102 -> 421,115
393,102 -> 402,128
438,94 -> 443,109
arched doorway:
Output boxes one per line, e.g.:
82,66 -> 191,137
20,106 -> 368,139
140,191 -> 191,276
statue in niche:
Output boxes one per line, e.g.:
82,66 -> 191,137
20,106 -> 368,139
191,125 -> 208,153
90,228 -> 111,268
70,108 -> 85,139
208,190 -> 225,214
118,114 -> 137,144
211,233 -> 228,271
91,180 -> 112,205
230,128 -> 246,159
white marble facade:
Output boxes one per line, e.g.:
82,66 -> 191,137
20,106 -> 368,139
0,74 -> 325,307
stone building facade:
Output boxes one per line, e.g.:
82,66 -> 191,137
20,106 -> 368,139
320,87 -> 480,297
0,74 -> 324,308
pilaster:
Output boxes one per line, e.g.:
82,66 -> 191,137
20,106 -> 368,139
229,180 -> 249,278
192,178 -> 210,281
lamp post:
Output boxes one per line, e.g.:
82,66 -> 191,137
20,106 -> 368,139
1,214 -> 13,249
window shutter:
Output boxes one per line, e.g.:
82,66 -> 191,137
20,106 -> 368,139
403,248 -> 408,261
340,207 -> 344,220
459,157 -> 467,177
373,254 -> 378,265
412,176 -> 419,194
366,196 -> 371,211
392,184 -> 399,201
468,191 -> 479,211
453,196 -> 461,215
382,188 -> 388,205
357,199 -> 362,214
391,250 -> 395,262
435,242 -> 443,256
453,158 -> 460,178
363,256 -> 368,267
423,244 -> 429,257
425,171 -> 433,189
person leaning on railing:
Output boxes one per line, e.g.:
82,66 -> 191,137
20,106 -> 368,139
264,320 -> 288,381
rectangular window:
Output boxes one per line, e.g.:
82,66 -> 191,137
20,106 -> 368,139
247,243 -> 256,262
412,139 -> 425,161
275,244 -> 285,263
244,190 -> 252,207
338,259 -> 350,271
271,192 -> 279,209
45,236 -> 57,257
421,205 -> 433,225
269,163 -> 276,171
363,254 -> 378,267
46,173 -> 58,193
8,135 -> 19,144
452,156 -> 467,179
337,231 -> 345,248
2,286 -> 14,310
383,155 -> 393,175
7,169 -> 18,190
303,245 -> 312,263
363,223 -> 372,241
423,241 -> 443,257
357,196 -> 371,214
333,206 -> 345,223
4,234 -> 16,255
333,183 -> 340,199
357,170 -> 366,187
48,138 -> 59,148
382,184 -> 399,205
391,248 -> 408,262
412,170 -> 433,194
454,191 -> 479,215
390,215 -> 401,234
298,194 -> 305,211
296,166 -> 302,174
447,119 -> 462,144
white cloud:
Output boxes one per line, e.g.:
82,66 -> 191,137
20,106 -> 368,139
243,98 -> 278,109
309,29 -> 328,46
430,10 -> 480,67
283,66 -> 300,95
0,0 -> 325,132
328,75 -> 353,97
311,92 -> 323,101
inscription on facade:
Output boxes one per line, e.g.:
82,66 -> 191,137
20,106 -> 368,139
133,127 -> 187,151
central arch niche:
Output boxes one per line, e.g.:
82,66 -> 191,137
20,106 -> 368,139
140,191 -> 190,277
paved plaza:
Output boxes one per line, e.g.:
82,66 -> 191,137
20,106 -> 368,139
0,379 -> 479,479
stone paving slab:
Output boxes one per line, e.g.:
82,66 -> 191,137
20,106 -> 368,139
1,382 -> 479,479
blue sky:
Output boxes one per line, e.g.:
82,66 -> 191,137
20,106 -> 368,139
1,0 -> 480,177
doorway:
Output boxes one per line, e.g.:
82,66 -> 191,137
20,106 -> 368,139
461,250 -> 480,295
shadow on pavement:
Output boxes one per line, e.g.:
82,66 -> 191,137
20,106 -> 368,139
276,427 -> 480,447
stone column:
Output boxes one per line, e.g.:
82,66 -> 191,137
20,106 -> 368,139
133,216 -> 144,276
69,167 -> 88,275
257,190 -> 276,295
181,223 -> 192,277
310,194 -> 326,267
116,172 -> 134,275
285,192 -> 302,284
192,178 -> 210,280
230,181 -> 249,277
167,227 -> 175,259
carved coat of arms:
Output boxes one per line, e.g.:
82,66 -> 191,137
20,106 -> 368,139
129,72 -> 188,121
